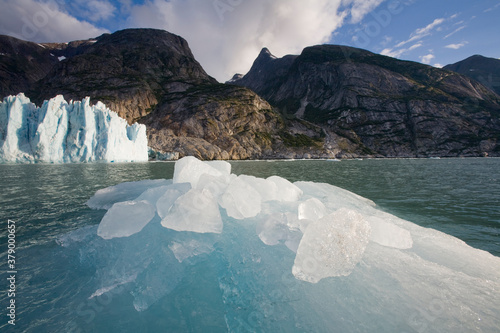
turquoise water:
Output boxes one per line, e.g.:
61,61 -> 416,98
0,158 -> 499,332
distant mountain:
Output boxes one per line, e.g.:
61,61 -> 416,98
444,55 -> 500,96
231,45 -> 500,157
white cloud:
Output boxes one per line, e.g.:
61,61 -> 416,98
409,42 -> 422,50
84,1 -> 117,22
342,0 -> 386,23
380,42 -> 421,58
380,35 -> 392,46
0,0 -> 109,42
444,25 -> 465,39
381,14 -> 459,61
484,3 -> 500,13
381,48 -> 403,58
414,18 -> 445,36
126,0 -> 384,81
395,17 -> 445,48
434,63 -> 443,68
420,53 -> 434,64
445,41 -> 468,50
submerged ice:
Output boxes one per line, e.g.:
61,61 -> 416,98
0,93 -> 148,163
71,156 -> 500,331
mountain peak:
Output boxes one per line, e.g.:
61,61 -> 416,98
257,47 -> 276,60
444,54 -> 500,95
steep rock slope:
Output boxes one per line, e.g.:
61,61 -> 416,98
142,84 -> 329,160
232,45 -> 500,157
0,35 -> 58,97
31,29 -> 216,124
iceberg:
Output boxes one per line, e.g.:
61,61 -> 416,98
77,156 -> 500,331
0,93 -> 148,163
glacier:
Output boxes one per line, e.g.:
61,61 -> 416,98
0,93 -> 148,163
64,156 -> 500,331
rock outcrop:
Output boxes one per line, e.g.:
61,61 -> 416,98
143,84 -> 330,160
232,45 -> 500,157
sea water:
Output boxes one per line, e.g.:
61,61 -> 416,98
0,158 -> 499,332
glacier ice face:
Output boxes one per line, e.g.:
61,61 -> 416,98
79,157 -> 500,331
0,93 -> 149,163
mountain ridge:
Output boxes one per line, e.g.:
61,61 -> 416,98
1,29 -> 499,159
231,45 -> 500,157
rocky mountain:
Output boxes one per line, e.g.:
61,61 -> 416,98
32,29 -> 217,124
2,29 -> 500,159
231,45 -> 500,157
444,55 -> 500,96
1,29 -> 328,160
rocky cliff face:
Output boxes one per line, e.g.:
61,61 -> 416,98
30,29 -> 216,124
444,55 -> 500,96
143,84 -> 331,160
232,45 -> 500,157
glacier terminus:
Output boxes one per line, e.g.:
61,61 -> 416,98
0,94 -> 148,163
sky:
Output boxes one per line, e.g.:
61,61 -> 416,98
0,0 -> 499,82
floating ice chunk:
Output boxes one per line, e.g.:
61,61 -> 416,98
298,198 -> 328,221
97,200 -> 156,239
135,185 -> 172,206
156,183 -> 192,218
161,188 -> 222,233
196,174 -> 230,202
293,208 -> 371,283
295,181 -> 375,212
257,214 -> 290,246
205,160 -> 231,176
220,176 -> 262,219
173,156 -> 226,188
239,174 -> 278,202
169,239 -> 214,263
285,230 -> 303,253
268,176 -> 302,202
86,179 -> 171,210
368,215 -> 413,249
257,212 -> 303,252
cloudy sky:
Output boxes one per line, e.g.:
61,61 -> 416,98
0,0 -> 499,81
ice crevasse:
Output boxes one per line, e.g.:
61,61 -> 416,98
0,93 -> 148,163
64,156 -> 500,331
